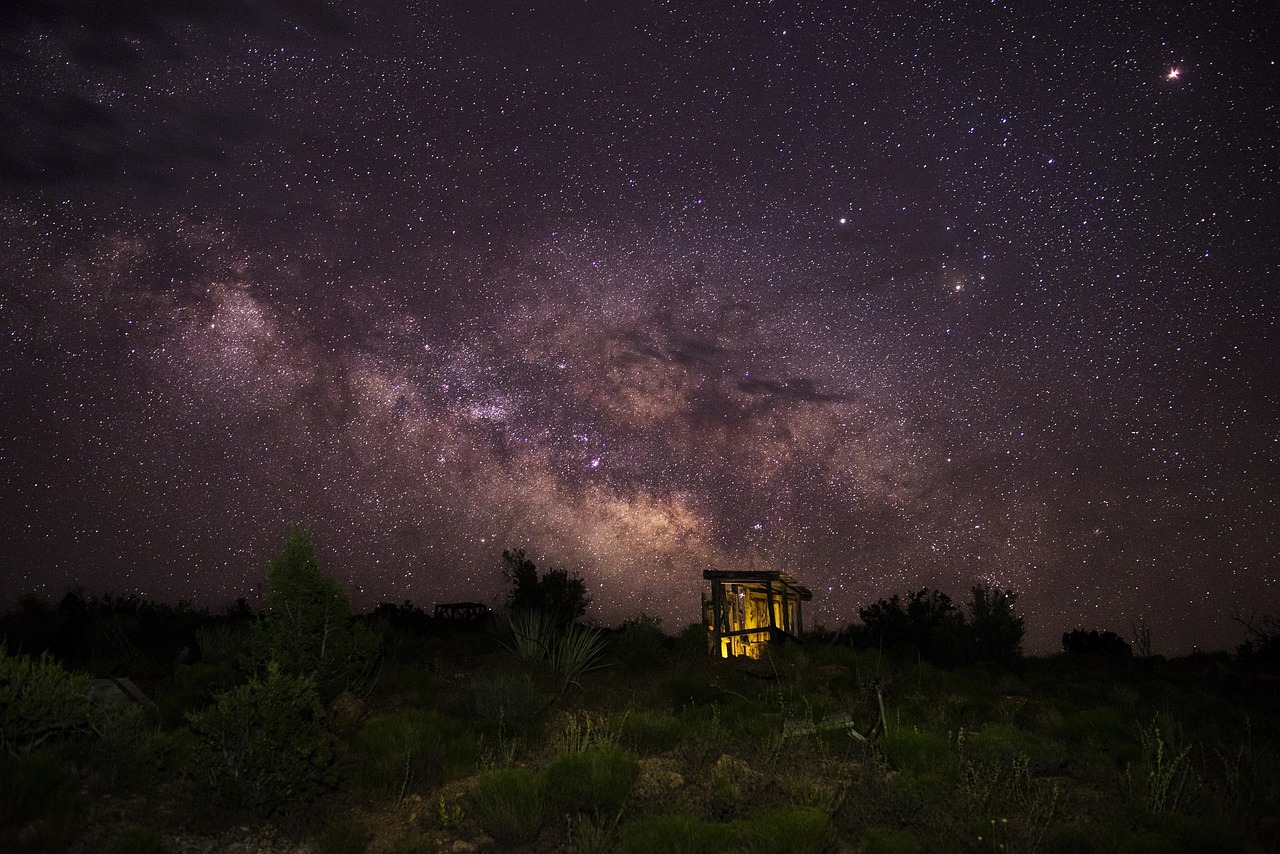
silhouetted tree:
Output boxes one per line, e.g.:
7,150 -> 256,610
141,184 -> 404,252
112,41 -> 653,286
854,588 -> 966,664
501,548 -> 589,628
1062,629 -> 1131,658
968,585 -> 1024,663
1234,610 -> 1280,664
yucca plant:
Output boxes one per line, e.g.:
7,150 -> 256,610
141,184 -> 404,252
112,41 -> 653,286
550,623 -> 612,686
500,609 -> 557,662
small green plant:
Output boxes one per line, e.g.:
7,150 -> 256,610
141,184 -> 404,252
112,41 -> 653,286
435,795 -> 465,830
185,662 -> 336,812
1132,715 -> 1193,815
545,743 -> 639,816
470,767 -> 546,845
554,708 -> 623,754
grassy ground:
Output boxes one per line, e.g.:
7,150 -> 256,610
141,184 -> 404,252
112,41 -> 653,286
5,621 -> 1279,853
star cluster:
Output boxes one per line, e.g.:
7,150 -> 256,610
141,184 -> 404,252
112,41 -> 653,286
1,1 -> 1276,652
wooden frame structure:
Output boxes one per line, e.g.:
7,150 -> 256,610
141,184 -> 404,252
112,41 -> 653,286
702,570 -> 812,659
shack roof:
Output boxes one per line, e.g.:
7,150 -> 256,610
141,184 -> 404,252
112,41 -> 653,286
703,569 -> 813,600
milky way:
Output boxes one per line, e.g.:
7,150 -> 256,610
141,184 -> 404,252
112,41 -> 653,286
1,2 -> 1276,653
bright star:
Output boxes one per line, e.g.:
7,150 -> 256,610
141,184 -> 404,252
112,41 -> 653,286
1167,67 -> 1181,80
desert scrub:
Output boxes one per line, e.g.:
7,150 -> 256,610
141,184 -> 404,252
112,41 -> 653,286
621,813 -> 731,854
467,674 -> 548,729
620,809 -> 832,854
613,613 -> 670,672
862,826 -> 923,854
741,806 -> 833,854
356,709 -> 478,801
185,662 -> 336,812
620,708 -> 685,754
0,647 -> 92,754
545,743 -> 640,815
881,727 -> 959,779
470,767 -> 546,845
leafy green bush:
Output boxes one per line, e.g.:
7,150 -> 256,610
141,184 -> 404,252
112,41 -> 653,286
621,813 -> 731,854
243,529 -> 381,701
470,767 -> 545,845
0,647 -> 92,754
0,751 -> 81,853
185,663 -> 336,812
545,743 -> 639,815
356,709 -> 477,801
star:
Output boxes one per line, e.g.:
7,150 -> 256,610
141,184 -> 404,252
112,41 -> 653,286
1166,67 -> 1181,80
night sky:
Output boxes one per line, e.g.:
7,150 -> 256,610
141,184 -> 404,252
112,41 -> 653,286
2,1 -> 1276,654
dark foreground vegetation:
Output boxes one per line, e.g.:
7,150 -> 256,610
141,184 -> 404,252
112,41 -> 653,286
3,532 -> 1278,853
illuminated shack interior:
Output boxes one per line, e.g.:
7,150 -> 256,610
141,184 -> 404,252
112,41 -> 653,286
702,569 -> 813,659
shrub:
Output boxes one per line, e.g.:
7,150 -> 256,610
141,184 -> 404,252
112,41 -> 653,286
468,675 -> 549,729
470,767 -> 545,845
675,622 -> 711,660
621,814 -> 731,854
741,806 -> 833,854
862,826 -> 923,854
620,708 -> 685,754
545,743 -> 639,816
881,727 -> 958,778
356,709 -> 477,801
185,663 -> 336,812
91,703 -> 174,789
0,751 -> 82,853
0,647 -> 92,755
614,613 -> 669,672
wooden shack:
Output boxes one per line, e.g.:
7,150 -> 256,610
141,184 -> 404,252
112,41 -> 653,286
702,569 -> 812,659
